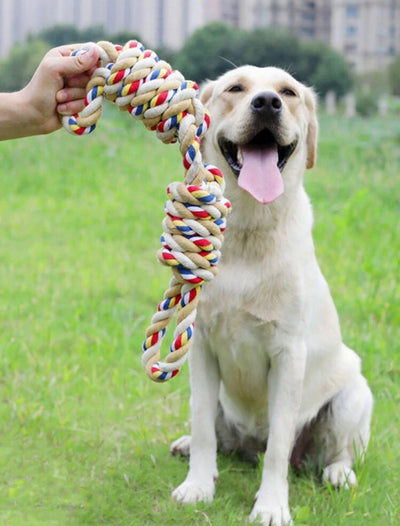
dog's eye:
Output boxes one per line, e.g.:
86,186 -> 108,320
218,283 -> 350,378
280,88 -> 297,97
227,84 -> 244,93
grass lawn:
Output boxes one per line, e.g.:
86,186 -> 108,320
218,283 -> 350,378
0,109 -> 399,525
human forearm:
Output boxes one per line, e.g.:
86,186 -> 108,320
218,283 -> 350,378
0,90 -> 48,140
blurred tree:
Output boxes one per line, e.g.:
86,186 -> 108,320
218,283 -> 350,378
305,43 -> 354,97
34,24 -> 81,46
0,40 -> 49,92
238,28 -> 302,70
173,22 -> 241,82
79,25 -> 107,43
0,22 -> 354,96
388,55 -> 400,96
154,45 -> 177,67
0,25 -> 147,92
174,23 -> 353,97
355,89 -> 379,117
36,24 -> 105,47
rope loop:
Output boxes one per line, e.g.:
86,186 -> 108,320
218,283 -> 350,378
62,40 -> 231,382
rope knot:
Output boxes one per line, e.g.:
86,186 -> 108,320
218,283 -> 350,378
62,40 -> 231,382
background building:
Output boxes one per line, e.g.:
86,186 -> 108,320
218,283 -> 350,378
330,0 -> 400,72
0,0 -> 399,73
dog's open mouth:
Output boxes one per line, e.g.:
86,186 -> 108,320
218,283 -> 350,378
218,129 -> 297,176
218,129 -> 297,204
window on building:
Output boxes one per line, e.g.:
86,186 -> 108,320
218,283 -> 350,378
345,25 -> 358,38
222,0 -> 239,27
302,11 -> 316,23
346,5 -> 359,19
377,7 -> 389,19
301,27 -> 315,38
377,44 -> 390,56
232,0 -> 240,27
345,43 -> 357,54
253,0 -> 269,27
157,0 -> 165,47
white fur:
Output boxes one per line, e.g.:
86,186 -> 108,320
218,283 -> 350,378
171,66 -> 373,526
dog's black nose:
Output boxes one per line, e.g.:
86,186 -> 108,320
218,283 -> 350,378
251,91 -> 282,117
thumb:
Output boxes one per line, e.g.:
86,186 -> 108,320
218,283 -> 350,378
61,46 -> 100,75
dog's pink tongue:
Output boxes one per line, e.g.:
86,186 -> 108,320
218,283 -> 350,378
238,146 -> 284,204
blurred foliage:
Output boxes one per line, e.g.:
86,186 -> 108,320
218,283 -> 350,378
35,24 -> 144,48
173,23 -> 354,97
3,20 -> 396,107
0,39 -> 49,92
0,24 -> 144,92
388,54 -> 400,96
34,24 -> 94,46
355,89 -> 379,117
172,22 -> 240,83
356,69 -> 389,94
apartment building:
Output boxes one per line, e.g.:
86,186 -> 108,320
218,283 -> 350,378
236,0 -> 332,42
0,0 -> 399,73
231,0 -> 399,72
331,0 -> 400,72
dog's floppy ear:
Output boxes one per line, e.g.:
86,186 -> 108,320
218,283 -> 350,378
199,80 -> 216,106
305,87 -> 319,169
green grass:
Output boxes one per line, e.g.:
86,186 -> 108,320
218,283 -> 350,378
0,110 -> 399,525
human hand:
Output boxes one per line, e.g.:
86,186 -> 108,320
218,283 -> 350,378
0,44 -> 99,139
26,44 -> 100,134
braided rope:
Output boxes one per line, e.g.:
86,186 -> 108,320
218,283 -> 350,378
62,40 -> 231,382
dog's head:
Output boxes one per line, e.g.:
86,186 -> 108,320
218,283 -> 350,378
200,66 -> 318,204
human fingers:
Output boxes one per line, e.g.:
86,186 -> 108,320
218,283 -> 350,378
63,72 -> 93,89
56,86 -> 87,105
54,46 -> 100,77
48,43 -> 85,58
57,96 -> 87,116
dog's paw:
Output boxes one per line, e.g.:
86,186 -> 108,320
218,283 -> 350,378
249,502 -> 292,526
172,478 -> 215,504
249,491 -> 292,526
170,435 -> 191,457
323,461 -> 357,489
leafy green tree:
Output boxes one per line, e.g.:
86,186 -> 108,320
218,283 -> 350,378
355,89 -> 379,117
35,24 -> 81,46
36,24 -> 105,47
238,28 -> 302,70
174,23 -> 353,96
0,25 -> 147,91
173,22 -> 241,81
79,25 -> 106,43
304,43 -> 354,97
0,39 -> 49,92
388,55 -> 400,96
154,45 -> 177,67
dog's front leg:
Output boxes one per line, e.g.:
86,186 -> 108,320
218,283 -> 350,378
250,341 -> 306,526
172,334 -> 220,504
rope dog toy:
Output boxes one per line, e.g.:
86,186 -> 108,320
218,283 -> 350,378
62,40 -> 231,382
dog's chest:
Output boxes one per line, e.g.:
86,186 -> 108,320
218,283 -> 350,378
195,234 -> 302,412
198,305 -> 274,410
200,254 -> 294,326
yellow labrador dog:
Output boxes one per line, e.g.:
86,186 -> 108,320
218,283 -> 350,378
171,66 -> 373,526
